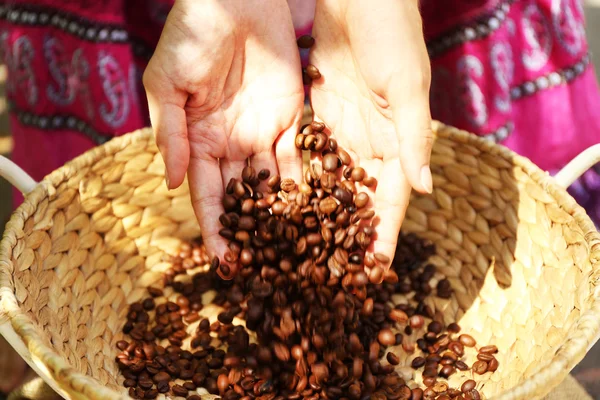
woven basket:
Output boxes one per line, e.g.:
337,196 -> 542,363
1,121 -> 600,400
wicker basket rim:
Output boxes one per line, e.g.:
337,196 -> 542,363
0,122 -> 599,400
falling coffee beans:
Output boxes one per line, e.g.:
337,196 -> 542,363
117,117 -> 500,399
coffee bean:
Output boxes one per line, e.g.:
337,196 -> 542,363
488,357 -> 499,372
310,121 -> 325,132
314,133 -> 328,152
305,65 -> 321,80
428,321 -> 443,334
172,384 -> 188,397
266,174 -> 280,189
369,267 -> 384,284
363,176 -> 377,187
242,166 -> 256,184
148,287 -> 163,297
351,271 -> 368,287
472,360 -> 488,375
409,315 -> 424,329
448,341 -> 464,356
332,187 -> 352,205
297,35 -> 315,48
350,167 -> 365,182
386,352 -> 400,366
319,197 -> 337,214
323,153 -> 339,172
459,334 -> 477,347
412,388 -> 424,400
377,328 -> 395,346
123,378 -> 136,388
447,322 -> 461,333
304,134 -> 316,150
274,343 -> 290,362
156,381 -> 170,394
320,173 -> 336,191
354,192 -> 369,209
411,357 -> 426,369
327,138 -> 338,153
218,374 -> 230,394
461,379 -> 476,393
477,353 -> 494,362
439,365 -> 455,378
479,344 -> 498,354
389,309 -> 408,324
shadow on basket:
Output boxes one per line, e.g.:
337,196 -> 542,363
0,121 -> 598,400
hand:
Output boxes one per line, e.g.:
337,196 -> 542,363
309,0 -> 433,264
144,0 -> 305,257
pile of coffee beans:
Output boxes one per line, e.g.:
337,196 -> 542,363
116,34 -> 499,399
116,154 -> 500,399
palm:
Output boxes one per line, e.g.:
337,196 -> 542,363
309,0 -> 432,262
184,31 -> 305,185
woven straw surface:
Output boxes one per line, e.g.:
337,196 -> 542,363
1,122 -> 599,400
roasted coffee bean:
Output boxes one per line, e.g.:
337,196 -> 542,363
479,344 -> 498,354
314,133 -> 328,152
350,167 -> 365,182
459,334 -> 477,347
333,187 -> 352,205
472,360 -> 488,375
439,365 -> 455,378
354,192 -> 369,209
488,357 -> 499,372
447,322 -> 461,333
386,352 -> 400,366
305,64 -> 321,80
172,384 -> 188,397
323,153 -> 340,172
337,148 -> 351,165
411,357 -> 426,369
378,328 -> 395,346
369,267 -> 384,284
477,353 -> 495,362
412,388 -> 424,400
363,176 -> 377,187
449,341 -> 464,356
461,379 -> 476,393
409,315 -> 424,329
297,35 -> 315,48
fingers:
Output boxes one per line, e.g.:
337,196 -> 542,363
372,157 -> 411,269
143,64 -> 190,190
188,152 -> 229,259
393,99 -> 434,195
275,126 -> 303,183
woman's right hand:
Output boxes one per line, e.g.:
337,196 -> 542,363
309,0 -> 433,265
144,0 -> 305,258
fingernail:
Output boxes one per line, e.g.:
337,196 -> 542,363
420,166 -> 433,194
165,175 -> 170,190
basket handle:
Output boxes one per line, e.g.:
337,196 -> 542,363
0,155 -> 37,194
554,144 -> 600,189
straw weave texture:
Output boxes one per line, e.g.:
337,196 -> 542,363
0,121 -> 599,400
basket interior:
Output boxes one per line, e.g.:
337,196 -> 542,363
3,127 -> 597,399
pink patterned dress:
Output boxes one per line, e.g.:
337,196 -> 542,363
1,0 -> 600,223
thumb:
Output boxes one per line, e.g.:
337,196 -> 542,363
391,92 -> 434,195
